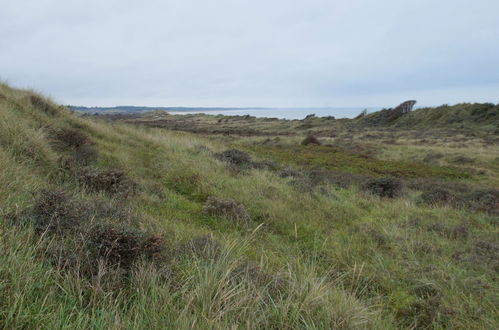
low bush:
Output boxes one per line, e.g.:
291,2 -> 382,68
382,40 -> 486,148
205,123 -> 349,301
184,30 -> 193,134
51,127 -> 92,149
51,127 -> 99,166
301,135 -> 321,146
463,189 -> 499,215
279,167 -> 302,178
453,155 -> 475,164
419,188 -> 459,206
203,197 -> 251,223
423,152 -> 444,164
71,144 -> 99,165
30,190 -> 88,235
215,149 -> 253,168
363,177 -> 403,198
78,167 -> 138,197
86,223 -> 166,269
29,95 -> 59,116
252,159 -> 278,171
407,179 -> 470,194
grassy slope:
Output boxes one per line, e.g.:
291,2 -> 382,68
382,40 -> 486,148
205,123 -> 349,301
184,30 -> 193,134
0,83 -> 498,329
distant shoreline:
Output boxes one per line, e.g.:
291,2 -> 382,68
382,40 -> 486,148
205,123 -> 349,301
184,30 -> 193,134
71,106 -> 380,120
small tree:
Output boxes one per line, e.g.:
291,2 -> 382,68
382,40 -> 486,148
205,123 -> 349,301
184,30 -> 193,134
355,109 -> 368,119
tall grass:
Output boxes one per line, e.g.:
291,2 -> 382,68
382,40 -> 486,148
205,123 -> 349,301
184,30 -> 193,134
0,82 -> 497,328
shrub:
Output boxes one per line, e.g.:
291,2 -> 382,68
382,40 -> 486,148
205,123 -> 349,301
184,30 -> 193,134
252,159 -> 278,171
288,168 -> 329,193
30,190 -> 88,235
425,221 -> 470,240
453,155 -> 475,164
86,223 -> 166,269
215,149 -> 253,168
420,188 -> 458,206
78,167 -> 138,197
450,223 -> 470,240
203,197 -> 251,223
407,179 -> 470,194
29,95 -> 59,115
71,144 -> 99,165
51,127 -> 92,149
463,189 -> 499,215
423,152 -> 444,164
279,167 -> 302,178
363,177 -> 403,198
51,127 -> 98,166
301,135 -> 321,146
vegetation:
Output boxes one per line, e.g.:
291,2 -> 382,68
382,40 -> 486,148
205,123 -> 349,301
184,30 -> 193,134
0,83 -> 498,328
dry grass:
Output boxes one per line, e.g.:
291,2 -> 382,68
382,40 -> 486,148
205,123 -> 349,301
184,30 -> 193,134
0,82 -> 497,329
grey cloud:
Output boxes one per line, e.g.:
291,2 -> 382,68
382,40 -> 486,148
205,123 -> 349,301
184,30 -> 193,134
1,0 -> 498,107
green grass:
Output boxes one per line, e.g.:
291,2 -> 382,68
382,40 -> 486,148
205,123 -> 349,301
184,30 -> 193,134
0,82 -> 498,329
244,144 -> 471,179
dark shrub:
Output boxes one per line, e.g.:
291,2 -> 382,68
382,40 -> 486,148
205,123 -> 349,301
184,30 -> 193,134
407,179 -> 470,194
426,221 -> 470,240
420,188 -> 458,206
51,127 -> 92,149
425,222 -> 450,237
51,127 -> 98,166
450,223 -> 470,240
215,149 -> 276,172
71,144 -> 99,166
203,197 -> 251,223
29,95 -> 59,115
463,189 -> 499,215
30,190 -> 88,235
472,240 -> 499,263
78,167 -> 138,198
86,223 -> 165,269
177,235 -> 222,259
279,167 -> 302,178
454,239 -> 499,274
215,149 -> 253,168
252,159 -> 278,171
363,177 -> 402,198
301,135 -> 321,146
453,155 -> 475,164
423,152 -> 444,164
289,168 -> 329,193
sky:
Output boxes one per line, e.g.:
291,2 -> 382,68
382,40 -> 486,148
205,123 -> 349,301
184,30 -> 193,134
1,0 -> 499,108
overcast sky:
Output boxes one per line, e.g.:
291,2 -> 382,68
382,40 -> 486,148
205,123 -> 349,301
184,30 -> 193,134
1,0 -> 498,108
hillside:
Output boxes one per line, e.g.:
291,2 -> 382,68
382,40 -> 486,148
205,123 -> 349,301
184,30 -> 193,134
1,83 -> 498,329
360,102 -> 499,130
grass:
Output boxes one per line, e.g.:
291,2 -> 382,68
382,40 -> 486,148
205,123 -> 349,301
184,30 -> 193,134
0,82 -> 498,328
244,144 -> 471,179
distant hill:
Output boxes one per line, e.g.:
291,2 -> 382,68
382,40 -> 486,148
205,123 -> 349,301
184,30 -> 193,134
359,101 -> 499,130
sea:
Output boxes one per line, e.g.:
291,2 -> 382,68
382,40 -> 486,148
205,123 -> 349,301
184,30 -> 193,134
168,107 -> 381,120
